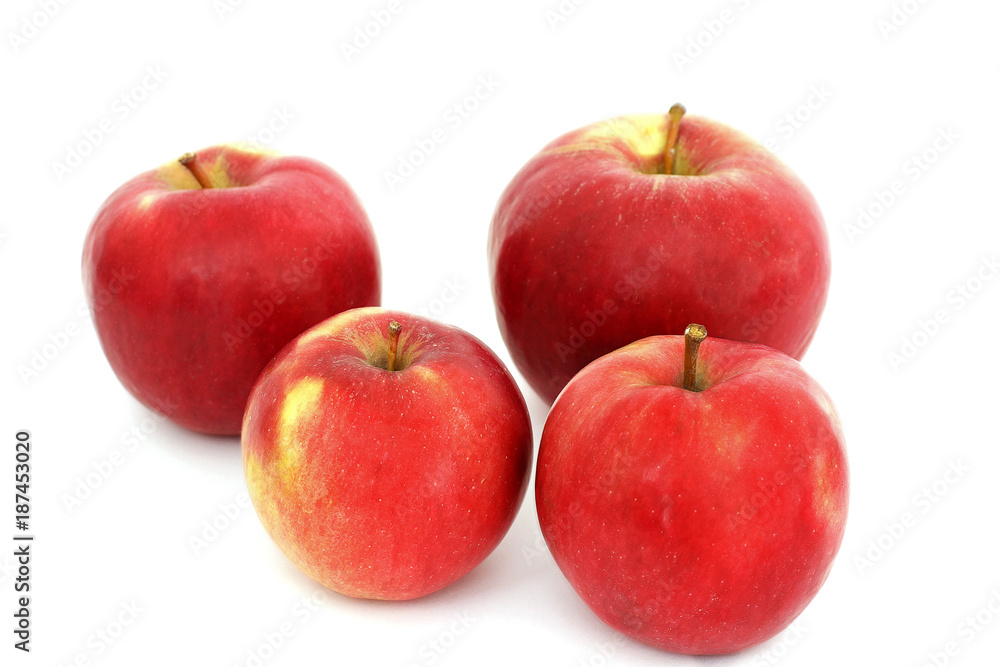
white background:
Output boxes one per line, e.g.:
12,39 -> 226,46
2,0 -> 999,665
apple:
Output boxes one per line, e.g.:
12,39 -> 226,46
488,105 -> 831,403
82,144 -> 380,435
535,324 -> 848,655
242,307 -> 533,600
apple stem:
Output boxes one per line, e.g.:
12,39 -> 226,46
178,152 -> 214,189
664,103 -> 686,175
683,323 -> 707,392
386,321 -> 402,372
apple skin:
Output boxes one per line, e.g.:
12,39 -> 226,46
82,144 -> 380,435
242,307 -> 533,600
535,334 -> 848,655
488,112 -> 830,403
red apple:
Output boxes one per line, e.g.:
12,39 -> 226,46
489,105 -> 830,403
82,144 -> 380,435
536,325 -> 848,655
242,307 -> 533,600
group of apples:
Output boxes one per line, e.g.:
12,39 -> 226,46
82,104 -> 848,656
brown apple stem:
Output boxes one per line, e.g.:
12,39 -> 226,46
683,323 -> 707,391
178,152 -> 214,189
664,103 -> 686,175
386,321 -> 402,372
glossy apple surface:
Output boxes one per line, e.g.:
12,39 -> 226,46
535,330 -> 848,654
489,109 -> 830,403
82,144 -> 380,434
242,307 -> 533,600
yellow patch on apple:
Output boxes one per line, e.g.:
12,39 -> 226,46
544,114 -> 668,164
276,376 -> 326,485
293,308 -> 375,351
588,114 -> 669,162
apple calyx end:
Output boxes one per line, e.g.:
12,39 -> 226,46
664,103 -> 687,176
178,152 -> 214,189
683,323 -> 707,392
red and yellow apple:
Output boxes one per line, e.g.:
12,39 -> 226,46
82,144 -> 380,435
242,307 -> 533,600
489,105 -> 830,403
535,325 -> 848,655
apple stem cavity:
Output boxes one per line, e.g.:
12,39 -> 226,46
664,103 -> 687,175
386,321 -> 402,372
178,152 -> 214,189
683,323 -> 707,392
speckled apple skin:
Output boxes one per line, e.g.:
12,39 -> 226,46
536,335 -> 848,655
82,144 -> 380,434
242,308 -> 533,600
489,113 -> 830,403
